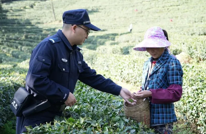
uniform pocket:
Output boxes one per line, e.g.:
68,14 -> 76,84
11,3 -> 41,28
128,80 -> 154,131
33,56 -> 51,73
58,64 -> 69,73
36,56 -> 51,65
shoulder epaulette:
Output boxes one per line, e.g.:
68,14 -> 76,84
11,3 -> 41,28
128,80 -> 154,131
49,37 -> 61,44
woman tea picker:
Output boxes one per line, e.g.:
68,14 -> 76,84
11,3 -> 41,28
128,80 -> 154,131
132,26 -> 183,134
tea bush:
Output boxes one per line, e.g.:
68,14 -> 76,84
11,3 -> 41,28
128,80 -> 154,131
25,82 -> 154,134
0,65 -> 26,128
175,63 -> 206,133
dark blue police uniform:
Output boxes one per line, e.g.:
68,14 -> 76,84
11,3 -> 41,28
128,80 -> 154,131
16,29 -> 122,133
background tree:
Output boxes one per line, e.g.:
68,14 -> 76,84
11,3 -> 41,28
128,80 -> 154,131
50,0 -> 56,21
0,0 -> 2,11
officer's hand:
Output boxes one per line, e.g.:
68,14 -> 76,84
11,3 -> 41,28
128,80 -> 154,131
64,92 -> 76,107
120,88 -> 136,105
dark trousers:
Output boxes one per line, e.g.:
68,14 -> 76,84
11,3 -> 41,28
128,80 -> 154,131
16,110 -> 61,134
151,123 -> 173,134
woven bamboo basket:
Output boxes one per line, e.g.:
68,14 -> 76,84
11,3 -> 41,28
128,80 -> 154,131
124,98 -> 150,127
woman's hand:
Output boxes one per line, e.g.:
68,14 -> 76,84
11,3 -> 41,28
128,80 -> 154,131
132,90 -> 152,99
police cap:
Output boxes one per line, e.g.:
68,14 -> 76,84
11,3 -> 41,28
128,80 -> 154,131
62,9 -> 101,31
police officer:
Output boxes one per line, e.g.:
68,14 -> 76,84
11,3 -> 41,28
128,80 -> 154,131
16,9 -> 135,133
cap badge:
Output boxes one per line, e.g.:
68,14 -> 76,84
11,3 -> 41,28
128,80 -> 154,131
83,21 -> 90,24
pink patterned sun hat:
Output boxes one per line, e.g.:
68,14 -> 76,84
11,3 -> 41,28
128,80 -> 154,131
133,26 -> 171,51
